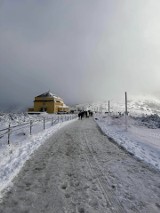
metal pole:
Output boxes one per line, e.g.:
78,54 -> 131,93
125,91 -> 128,130
8,124 -> 10,145
108,100 -> 110,114
125,92 -> 128,115
52,117 -> 54,126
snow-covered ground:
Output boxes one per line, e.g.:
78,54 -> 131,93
1,94 -> 160,204
75,95 -> 160,171
0,112 -> 77,198
0,118 -> 159,213
95,113 -> 160,171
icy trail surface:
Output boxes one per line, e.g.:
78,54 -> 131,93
0,118 -> 160,213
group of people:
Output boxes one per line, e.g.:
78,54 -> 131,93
78,110 -> 93,120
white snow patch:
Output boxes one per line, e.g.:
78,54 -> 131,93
95,114 -> 160,171
0,113 -> 77,198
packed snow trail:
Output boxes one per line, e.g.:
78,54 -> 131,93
0,118 -> 160,213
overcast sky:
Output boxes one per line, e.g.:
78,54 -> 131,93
1,0 -> 160,107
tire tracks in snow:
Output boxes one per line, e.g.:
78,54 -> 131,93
79,131 -> 127,213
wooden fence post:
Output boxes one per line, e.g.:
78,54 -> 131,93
8,124 -> 10,145
43,117 -> 45,130
30,120 -> 32,135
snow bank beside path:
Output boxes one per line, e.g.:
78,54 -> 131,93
95,114 -> 160,171
0,119 -> 76,198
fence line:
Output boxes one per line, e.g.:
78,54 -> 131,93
0,114 -> 77,144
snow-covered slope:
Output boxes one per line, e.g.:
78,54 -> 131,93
95,114 -> 160,171
75,95 -> 160,116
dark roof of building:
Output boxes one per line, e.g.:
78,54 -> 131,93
36,91 -> 63,100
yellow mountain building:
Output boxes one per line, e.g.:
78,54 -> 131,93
28,91 -> 69,114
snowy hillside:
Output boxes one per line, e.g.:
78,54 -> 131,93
75,95 -> 160,116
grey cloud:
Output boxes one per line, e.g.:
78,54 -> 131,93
0,0 -> 160,109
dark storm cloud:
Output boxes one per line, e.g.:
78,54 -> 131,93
0,0 -> 160,107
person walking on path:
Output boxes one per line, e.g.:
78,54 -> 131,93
78,111 -> 84,120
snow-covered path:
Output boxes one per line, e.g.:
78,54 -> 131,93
0,118 -> 160,213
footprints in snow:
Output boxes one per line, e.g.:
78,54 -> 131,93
59,171 -> 106,212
